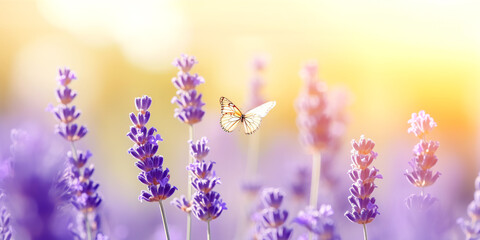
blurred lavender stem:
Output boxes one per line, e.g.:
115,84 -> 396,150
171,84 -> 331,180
69,142 -> 93,240
159,201 -> 171,240
245,55 -> 266,180
308,151 -> 322,240
207,221 -> 211,240
187,125 -> 193,240
363,224 -> 368,240
246,132 -> 260,177
309,151 -> 321,208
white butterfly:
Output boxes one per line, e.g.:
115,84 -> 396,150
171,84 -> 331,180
219,97 -> 276,135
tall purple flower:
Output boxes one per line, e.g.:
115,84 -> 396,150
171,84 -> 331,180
345,135 -> 382,238
405,110 -> 440,191
458,172 -> 480,239
294,205 -> 340,240
171,54 -> 205,125
403,112 -> 446,240
294,61 -> 333,211
127,95 -> 177,239
188,138 -> 227,220
50,67 -> 106,239
172,137 -> 226,239
171,54 -> 205,240
254,188 -> 293,240
295,62 -> 331,153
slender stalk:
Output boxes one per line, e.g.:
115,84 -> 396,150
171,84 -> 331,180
363,223 -> 368,240
207,221 -> 211,240
71,142 -> 92,240
70,142 -> 79,160
186,125 -> 194,240
84,213 -> 92,240
234,129 -> 260,239
309,151 -> 322,208
158,201 -> 171,240
186,213 -> 191,240
245,131 -> 260,176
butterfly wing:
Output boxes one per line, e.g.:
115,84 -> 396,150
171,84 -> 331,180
243,101 -> 276,134
219,97 -> 243,132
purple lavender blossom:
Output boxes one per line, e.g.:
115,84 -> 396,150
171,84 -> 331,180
173,54 -> 199,74
191,191 -> 226,221
171,54 -> 205,125
189,137 -> 210,161
127,95 -> 177,239
405,193 -> 437,211
254,188 -> 292,240
171,195 -> 191,213
405,139 -> 441,188
50,67 -> 106,239
403,111 -> 446,240
295,61 -> 331,153
181,137 -> 227,222
57,67 -> 77,86
405,111 -> 440,201
345,135 -> 382,226
407,110 -> 437,139
261,226 -> 293,240
262,188 -> 284,209
127,95 -> 177,202
56,86 -> 77,105
294,205 -> 340,240
458,172 -> 480,239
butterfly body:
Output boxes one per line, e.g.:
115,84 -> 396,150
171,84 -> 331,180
219,97 -> 276,135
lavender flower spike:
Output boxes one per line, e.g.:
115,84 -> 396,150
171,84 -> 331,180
405,111 -> 441,189
294,205 -> 340,240
345,135 -> 381,239
187,137 -> 227,222
127,95 -> 177,240
458,172 -> 480,239
173,54 -> 199,73
50,67 -> 106,239
171,54 -> 205,125
295,61 -> 331,153
173,136 -> 226,240
171,54 -> 206,240
254,188 -> 293,240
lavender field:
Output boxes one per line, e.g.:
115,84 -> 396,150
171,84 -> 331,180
1,1 -> 480,240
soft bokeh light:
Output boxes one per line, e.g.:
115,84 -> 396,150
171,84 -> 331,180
1,0 -> 480,239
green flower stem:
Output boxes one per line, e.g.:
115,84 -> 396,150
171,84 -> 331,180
363,223 -> 368,240
158,201 -> 171,240
309,151 -> 322,208
207,221 -> 211,240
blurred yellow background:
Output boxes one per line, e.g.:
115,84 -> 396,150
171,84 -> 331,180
1,0 -> 480,238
